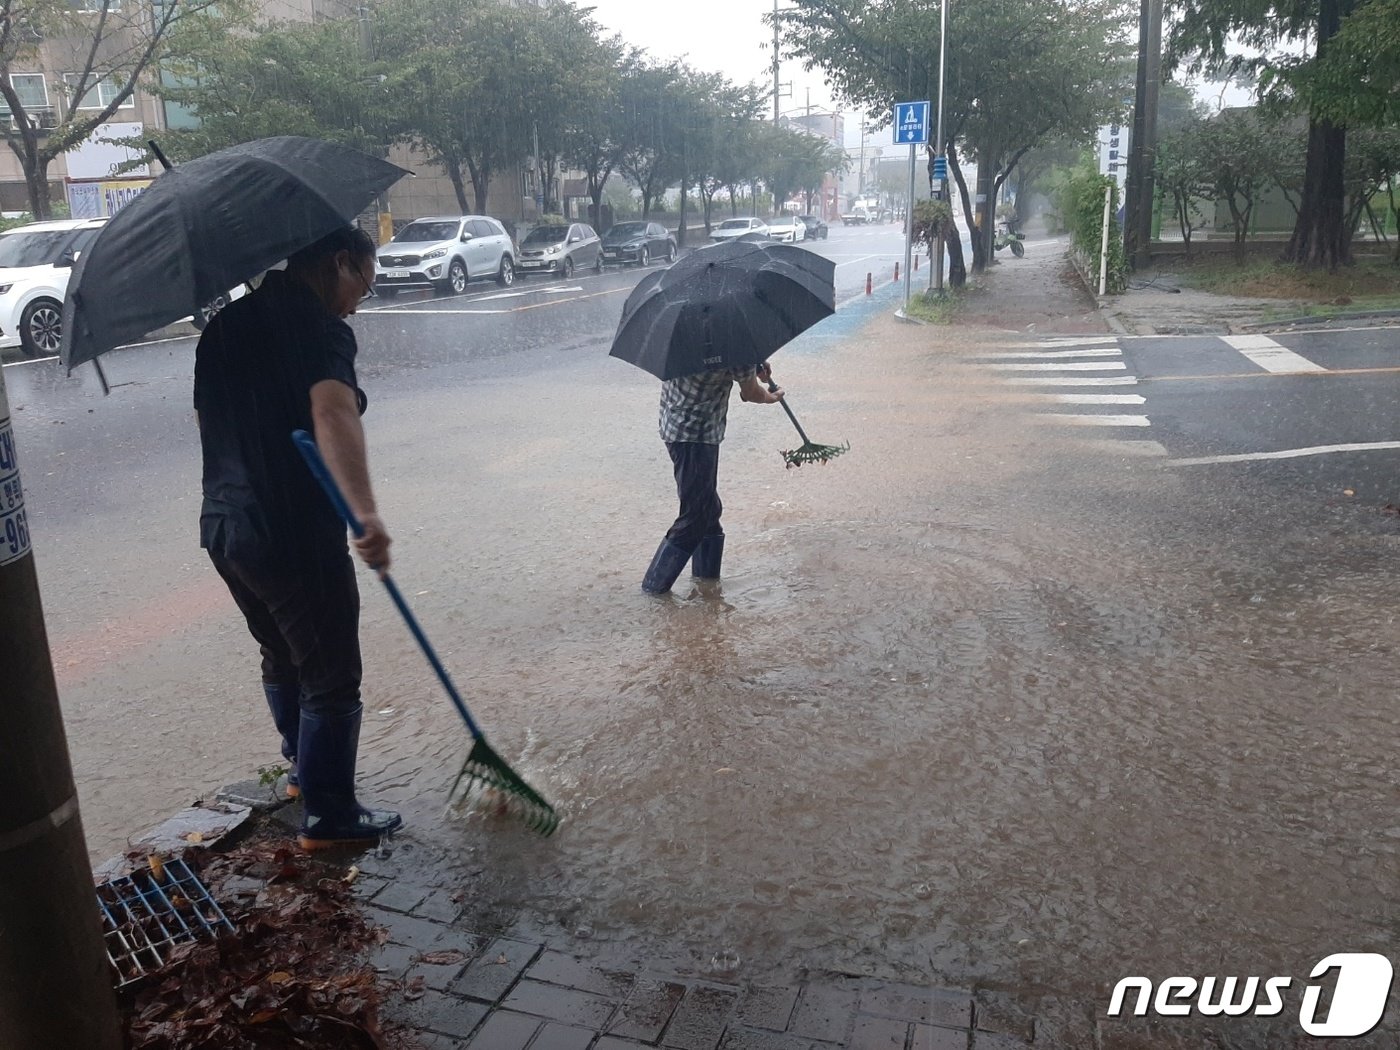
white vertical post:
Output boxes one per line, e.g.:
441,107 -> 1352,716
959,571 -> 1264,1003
903,142 -> 915,310
1099,184 -> 1112,296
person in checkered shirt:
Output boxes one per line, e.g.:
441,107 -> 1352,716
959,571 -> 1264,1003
642,361 -> 784,593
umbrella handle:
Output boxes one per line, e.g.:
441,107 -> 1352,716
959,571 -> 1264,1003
766,377 -> 812,446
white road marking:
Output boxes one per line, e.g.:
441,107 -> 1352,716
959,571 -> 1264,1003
980,348 -> 1122,360
1036,413 -> 1151,427
361,308 -> 504,315
1045,393 -> 1146,405
989,361 -> 1127,372
1004,376 -> 1139,385
1080,439 -> 1169,456
1169,442 -> 1400,467
999,336 -> 1119,349
1222,334 -> 1327,374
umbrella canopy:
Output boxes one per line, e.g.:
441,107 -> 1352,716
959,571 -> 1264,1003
61,137 -> 410,370
609,240 -> 835,381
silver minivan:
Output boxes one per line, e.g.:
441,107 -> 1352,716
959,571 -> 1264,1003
374,215 -> 516,297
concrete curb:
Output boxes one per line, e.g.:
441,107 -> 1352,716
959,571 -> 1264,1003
1240,308 -> 1400,332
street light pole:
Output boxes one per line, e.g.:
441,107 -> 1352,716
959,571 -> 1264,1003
0,369 -> 123,1050
933,0 -> 948,294
772,0 -> 781,125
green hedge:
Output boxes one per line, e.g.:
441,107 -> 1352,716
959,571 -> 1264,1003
1058,163 -> 1126,293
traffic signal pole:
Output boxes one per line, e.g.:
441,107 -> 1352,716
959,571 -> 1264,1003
0,367 -> 122,1048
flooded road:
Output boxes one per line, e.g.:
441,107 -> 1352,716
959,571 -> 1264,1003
6,250 -> 1398,1043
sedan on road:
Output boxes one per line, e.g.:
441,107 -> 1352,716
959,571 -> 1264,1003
517,222 -> 603,278
768,214 -> 807,243
799,215 -> 829,240
710,217 -> 769,243
601,221 -> 676,267
375,216 -> 516,297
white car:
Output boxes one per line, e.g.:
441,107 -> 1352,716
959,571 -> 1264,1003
375,215 -> 516,297
710,217 -> 770,243
0,218 -> 107,357
768,214 -> 807,243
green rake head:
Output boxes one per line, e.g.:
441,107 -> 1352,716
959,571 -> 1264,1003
448,737 -> 560,836
780,441 -> 850,469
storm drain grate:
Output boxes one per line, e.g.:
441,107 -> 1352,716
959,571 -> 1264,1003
97,857 -> 235,987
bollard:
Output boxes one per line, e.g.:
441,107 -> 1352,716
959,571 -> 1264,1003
866,273 -> 873,295
894,262 -> 900,283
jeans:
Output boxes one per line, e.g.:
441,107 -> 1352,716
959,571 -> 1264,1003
664,441 -> 723,553
209,550 -> 362,718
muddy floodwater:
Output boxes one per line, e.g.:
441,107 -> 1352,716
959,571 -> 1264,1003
19,310 -> 1399,1044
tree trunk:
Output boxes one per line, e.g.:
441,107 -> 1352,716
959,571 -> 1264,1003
1283,0 -> 1353,272
22,150 -> 51,219
975,145 -> 996,270
444,160 -> 471,213
946,145 -> 986,272
944,225 -> 967,288
677,178 -> 688,247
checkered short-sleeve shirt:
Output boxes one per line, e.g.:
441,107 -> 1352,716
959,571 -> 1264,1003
658,366 -> 757,444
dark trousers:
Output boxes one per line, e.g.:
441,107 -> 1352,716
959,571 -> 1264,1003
664,441 -> 723,553
209,551 -> 362,718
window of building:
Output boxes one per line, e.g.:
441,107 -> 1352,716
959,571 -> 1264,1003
70,0 -> 123,12
7,74 -> 49,112
65,74 -> 130,110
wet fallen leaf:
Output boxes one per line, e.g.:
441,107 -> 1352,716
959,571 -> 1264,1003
715,767 -> 736,775
185,831 -> 204,844
492,953 -> 509,966
148,855 -> 165,883
267,970 -> 293,985
417,949 -> 467,966
342,865 -> 360,885
402,976 -> 427,1002
248,1008 -> 279,1024
1344,488 -> 1355,497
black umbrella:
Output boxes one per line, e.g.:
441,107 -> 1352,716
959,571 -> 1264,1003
60,136 -> 410,373
608,239 -> 835,381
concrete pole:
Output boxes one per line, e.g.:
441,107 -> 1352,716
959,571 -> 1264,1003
1099,184 -> 1112,295
0,368 -> 123,1049
933,0 -> 948,294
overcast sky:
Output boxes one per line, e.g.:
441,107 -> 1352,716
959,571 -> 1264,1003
579,0 -> 856,136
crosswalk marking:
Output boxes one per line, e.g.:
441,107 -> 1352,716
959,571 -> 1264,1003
1169,441 -> 1400,467
1222,334 -> 1326,374
1004,376 -> 1139,385
988,361 -> 1127,371
1045,393 -> 1146,405
979,348 -> 1122,360
1035,414 -> 1151,427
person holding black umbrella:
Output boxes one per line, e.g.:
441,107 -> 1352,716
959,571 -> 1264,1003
642,361 -> 785,594
195,226 -> 403,850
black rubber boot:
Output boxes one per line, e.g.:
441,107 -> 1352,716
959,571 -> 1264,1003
642,539 -> 692,594
263,682 -> 301,798
296,705 -> 403,851
691,534 -> 725,580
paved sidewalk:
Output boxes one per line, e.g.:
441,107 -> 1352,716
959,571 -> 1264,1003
347,847 -> 1065,1050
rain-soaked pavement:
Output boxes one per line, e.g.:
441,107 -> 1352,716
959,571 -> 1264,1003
6,234 -> 1399,1045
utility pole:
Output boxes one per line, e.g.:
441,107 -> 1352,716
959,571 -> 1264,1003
932,0 -> 948,294
533,120 -> 544,217
1124,0 -> 1163,269
0,370 -> 123,1049
359,4 -> 392,246
772,0 -> 781,125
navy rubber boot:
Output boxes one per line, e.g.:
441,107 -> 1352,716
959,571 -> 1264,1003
263,682 -> 301,798
296,705 -> 403,851
691,534 -> 725,580
642,539 -> 692,594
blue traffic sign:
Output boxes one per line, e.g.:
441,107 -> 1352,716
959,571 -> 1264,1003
894,100 -> 931,145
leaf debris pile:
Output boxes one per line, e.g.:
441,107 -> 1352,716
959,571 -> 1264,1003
121,842 -> 401,1050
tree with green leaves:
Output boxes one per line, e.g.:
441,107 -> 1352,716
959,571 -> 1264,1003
1169,0 -> 1364,270
779,0 -> 1131,275
154,9 -> 402,164
1194,108 -> 1287,257
1297,0 -> 1400,127
616,59 -> 683,218
0,0 -> 225,215
1154,119 -> 1213,252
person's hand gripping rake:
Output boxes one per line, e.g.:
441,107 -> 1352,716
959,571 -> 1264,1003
757,363 -> 849,469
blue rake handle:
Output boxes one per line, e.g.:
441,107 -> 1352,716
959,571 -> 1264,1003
291,429 -> 485,743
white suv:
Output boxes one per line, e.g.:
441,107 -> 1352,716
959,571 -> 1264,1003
374,215 -> 516,297
0,218 -> 106,357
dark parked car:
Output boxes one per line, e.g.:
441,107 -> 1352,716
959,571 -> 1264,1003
798,215 -> 829,240
601,221 -> 676,266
